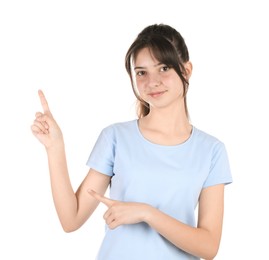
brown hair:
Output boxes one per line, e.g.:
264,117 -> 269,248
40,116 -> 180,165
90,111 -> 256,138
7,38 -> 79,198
125,24 -> 190,118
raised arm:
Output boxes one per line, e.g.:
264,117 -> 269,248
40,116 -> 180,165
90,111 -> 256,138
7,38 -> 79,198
31,90 -> 111,232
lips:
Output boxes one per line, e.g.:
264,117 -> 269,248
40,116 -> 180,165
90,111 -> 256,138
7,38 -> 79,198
148,90 -> 167,98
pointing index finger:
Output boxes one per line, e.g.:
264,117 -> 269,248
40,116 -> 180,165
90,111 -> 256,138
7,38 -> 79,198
89,190 -> 113,207
38,89 -> 51,114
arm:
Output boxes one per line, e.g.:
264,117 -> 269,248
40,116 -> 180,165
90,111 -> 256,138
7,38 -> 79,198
90,184 -> 224,260
31,90 -> 111,232
144,184 -> 224,259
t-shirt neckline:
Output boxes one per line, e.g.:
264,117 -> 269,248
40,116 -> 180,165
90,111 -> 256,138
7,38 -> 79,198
134,119 -> 195,149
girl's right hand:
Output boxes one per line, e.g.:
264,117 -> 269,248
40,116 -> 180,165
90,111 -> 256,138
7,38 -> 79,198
31,90 -> 63,149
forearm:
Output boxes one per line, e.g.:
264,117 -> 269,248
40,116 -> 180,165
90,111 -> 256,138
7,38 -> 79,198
144,206 -> 218,260
32,90 -> 88,231
46,142 -> 78,231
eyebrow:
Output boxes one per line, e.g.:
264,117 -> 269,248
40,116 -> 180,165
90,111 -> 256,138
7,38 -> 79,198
134,62 -> 162,70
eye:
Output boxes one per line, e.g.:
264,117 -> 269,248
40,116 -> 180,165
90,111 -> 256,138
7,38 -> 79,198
136,70 -> 146,77
160,65 -> 170,72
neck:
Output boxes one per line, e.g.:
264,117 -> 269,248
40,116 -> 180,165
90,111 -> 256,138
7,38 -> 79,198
142,102 -> 191,134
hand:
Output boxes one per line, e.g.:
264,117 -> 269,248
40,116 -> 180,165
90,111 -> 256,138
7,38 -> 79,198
89,190 -> 150,229
31,90 -> 63,149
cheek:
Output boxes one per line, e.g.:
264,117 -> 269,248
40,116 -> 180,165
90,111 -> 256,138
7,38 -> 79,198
132,74 -> 143,93
168,77 -> 184,94
134,79 -> 146,94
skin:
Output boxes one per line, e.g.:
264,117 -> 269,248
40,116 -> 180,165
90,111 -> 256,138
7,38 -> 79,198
31,47 -> 225,260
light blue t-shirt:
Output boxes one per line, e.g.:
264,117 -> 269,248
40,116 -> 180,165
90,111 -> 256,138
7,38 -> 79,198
87,119 -> 232,260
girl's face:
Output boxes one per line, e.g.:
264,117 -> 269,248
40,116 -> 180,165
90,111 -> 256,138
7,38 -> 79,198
132,47 -> 187,111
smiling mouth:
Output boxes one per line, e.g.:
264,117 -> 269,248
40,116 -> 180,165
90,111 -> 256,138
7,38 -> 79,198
148,90 -> 167,98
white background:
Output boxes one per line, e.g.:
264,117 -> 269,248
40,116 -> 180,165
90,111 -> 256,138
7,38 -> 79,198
0,0 -> 268,259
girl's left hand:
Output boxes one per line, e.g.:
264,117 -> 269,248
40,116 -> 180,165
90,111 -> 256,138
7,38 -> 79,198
88,190 -> 150,229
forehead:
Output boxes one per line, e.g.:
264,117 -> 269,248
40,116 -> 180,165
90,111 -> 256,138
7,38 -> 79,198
133,47 -> 159,67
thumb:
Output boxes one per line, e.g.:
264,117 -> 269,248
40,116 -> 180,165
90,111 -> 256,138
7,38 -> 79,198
88,190 -> 114,207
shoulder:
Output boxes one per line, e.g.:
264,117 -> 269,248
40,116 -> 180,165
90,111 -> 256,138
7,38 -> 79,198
192,127 -> 231,176
100,119 -> 137,137
193,126 -> 226,152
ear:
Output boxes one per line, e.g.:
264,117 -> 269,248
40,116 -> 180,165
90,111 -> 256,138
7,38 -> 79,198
184,61 -> 193,80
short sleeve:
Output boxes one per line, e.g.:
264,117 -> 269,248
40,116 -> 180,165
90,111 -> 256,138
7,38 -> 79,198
86,127 -> 115,177
203,142 -> 233,188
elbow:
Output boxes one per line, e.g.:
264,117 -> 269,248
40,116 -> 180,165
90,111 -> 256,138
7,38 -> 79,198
58,214 -> 87,233
203,251 -> 218,260
201,243 -> 220,260
63,226 -> 77,233
61,222 -> 80,233
199,230 -> 221,259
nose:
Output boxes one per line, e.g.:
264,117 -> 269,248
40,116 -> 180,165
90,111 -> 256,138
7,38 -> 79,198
147,73 -> 161,87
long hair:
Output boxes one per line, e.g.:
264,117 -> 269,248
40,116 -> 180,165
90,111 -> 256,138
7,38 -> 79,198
125,24 -> 190,118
